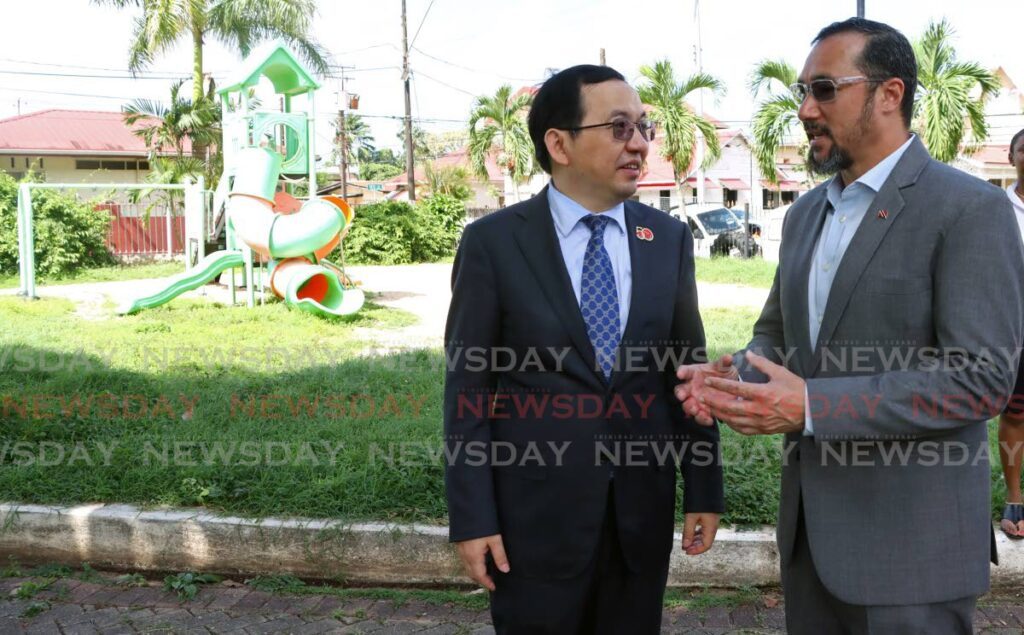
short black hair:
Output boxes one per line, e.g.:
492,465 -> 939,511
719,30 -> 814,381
813,18 -> 917,128
1012,128 -> 1024,154
527,64 -> 626,174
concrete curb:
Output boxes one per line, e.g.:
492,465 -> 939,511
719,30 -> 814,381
2,502 -> 1023,587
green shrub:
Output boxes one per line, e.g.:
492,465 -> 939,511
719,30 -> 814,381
340,195 -> 465,265
0,173 -> 115,277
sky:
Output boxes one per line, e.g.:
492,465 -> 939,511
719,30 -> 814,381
2,0 -> 1022,156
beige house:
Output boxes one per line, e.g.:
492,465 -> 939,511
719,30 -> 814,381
0,109 -> 181,189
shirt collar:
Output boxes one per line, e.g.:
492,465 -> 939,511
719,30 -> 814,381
826,134 -> 916,205
1009,182 -> 1024,213
547,183 -> 626,238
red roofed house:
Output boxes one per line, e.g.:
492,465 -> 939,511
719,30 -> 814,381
0,109 -> 193,257
0,109 -> 184,186
386,147 -> 505,210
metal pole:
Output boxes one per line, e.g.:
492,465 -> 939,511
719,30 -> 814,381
857,0 -> 865,17
401,0 -> 416,201
339,109 -> 348,201
308,93 -> 317,197
24,187 -> 36,299
599,48 -> 606,65
16,185 -> 26,296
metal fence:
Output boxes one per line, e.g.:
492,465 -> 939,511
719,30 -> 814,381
95,202 -> 185,257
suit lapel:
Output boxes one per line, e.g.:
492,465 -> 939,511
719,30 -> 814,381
610,203 -> 658,390
786,189 -> 829,377
808,138 -> 930,376
512,188 -> 604,387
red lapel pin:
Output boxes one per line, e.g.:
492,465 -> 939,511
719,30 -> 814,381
877,209 -> 889,220
635,226 -> 654,241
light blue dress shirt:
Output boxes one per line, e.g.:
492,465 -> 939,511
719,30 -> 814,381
803,134 -> 915,435
547,184 -> 632,337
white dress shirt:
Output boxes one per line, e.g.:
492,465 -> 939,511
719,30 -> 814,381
547,184 -> 632,337
803,135 -> 915,435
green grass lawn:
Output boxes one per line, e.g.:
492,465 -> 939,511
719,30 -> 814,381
3,289 -> 1009,527
0,261 -> 186,289
0,294 -> 786,526
695,256 -> 777,289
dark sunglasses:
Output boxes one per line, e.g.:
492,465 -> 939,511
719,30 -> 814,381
789,75 -> 885,103
561,118 -> 656,142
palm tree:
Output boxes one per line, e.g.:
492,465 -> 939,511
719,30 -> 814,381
913,19 -> 1000,163
636,60 -> 725,209
92,0 -> 329,105
748,59 -> 801,185
467,85 -> 534,203
123,80 -> 220,160
123,80 -> 221,216
338,113 -> 375,169
421,162 -> 472,202
748,22 -> 1001,174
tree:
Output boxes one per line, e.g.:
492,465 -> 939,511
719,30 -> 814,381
123,80 -> 220,161
396,125 -> 430,161
747,21 -> 1002,175
425,130 -> 469,160
467,85 -> 534,203
748,59 -> 801,185
123,80 -> 218,218
913,19 -> 1000,163
636,60 -> 724,209
421,162 -> 472,201
337,114 -> 378,166
93,0 -> 329,105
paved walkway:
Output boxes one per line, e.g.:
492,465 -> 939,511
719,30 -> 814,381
4,575 -> 1024,634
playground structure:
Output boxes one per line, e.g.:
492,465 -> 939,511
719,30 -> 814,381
15,41 -> 364,318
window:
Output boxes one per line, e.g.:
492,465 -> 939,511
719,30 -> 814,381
723,188 -> 737,207
658,189 -> 671,212
101,160 -> 128,170
139,161 -> 150,170
76,160 -> 101,170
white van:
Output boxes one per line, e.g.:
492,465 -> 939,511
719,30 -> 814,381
760,204 -> 792,263
671,206 -> 751,259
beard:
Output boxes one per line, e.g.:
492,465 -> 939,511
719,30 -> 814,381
805,92 -> 875,176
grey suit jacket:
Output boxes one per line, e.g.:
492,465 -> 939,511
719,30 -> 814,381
739,137 -> 1024,605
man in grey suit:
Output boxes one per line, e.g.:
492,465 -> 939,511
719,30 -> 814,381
675,18 -> 1024,633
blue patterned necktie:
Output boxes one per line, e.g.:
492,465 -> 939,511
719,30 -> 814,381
579,214 -> 621,379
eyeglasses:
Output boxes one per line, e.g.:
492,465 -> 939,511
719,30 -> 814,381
561,118 -> 656,142
789,76 -> 885,103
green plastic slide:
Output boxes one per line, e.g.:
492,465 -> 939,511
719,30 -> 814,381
117,250 -> 245,315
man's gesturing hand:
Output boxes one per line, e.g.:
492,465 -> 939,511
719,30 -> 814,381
703,352 -> 806,435
455,534 -> 509,591
675,354 -> 740,425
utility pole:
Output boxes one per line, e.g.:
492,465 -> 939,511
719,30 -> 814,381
401,0 -> 416,201
693,0 -> 706,207
857,0 -> 865,17
599,48 -> 606,65
335,67 -> 353,202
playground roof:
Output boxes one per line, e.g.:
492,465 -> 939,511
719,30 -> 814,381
218,41 -> 320,97
0,109 -> 187,156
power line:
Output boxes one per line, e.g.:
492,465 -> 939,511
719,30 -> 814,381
411,46 -> 541,83
0,68 -> 195,81
413,70 -> 477,97
409,0 -> 437,49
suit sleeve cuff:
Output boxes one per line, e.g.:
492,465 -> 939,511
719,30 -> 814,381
803,386 -> 814,436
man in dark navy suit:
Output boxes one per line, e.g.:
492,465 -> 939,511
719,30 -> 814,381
444,65 -> 724,633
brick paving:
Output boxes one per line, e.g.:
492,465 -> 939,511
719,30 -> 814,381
2,575 -> 1024,633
